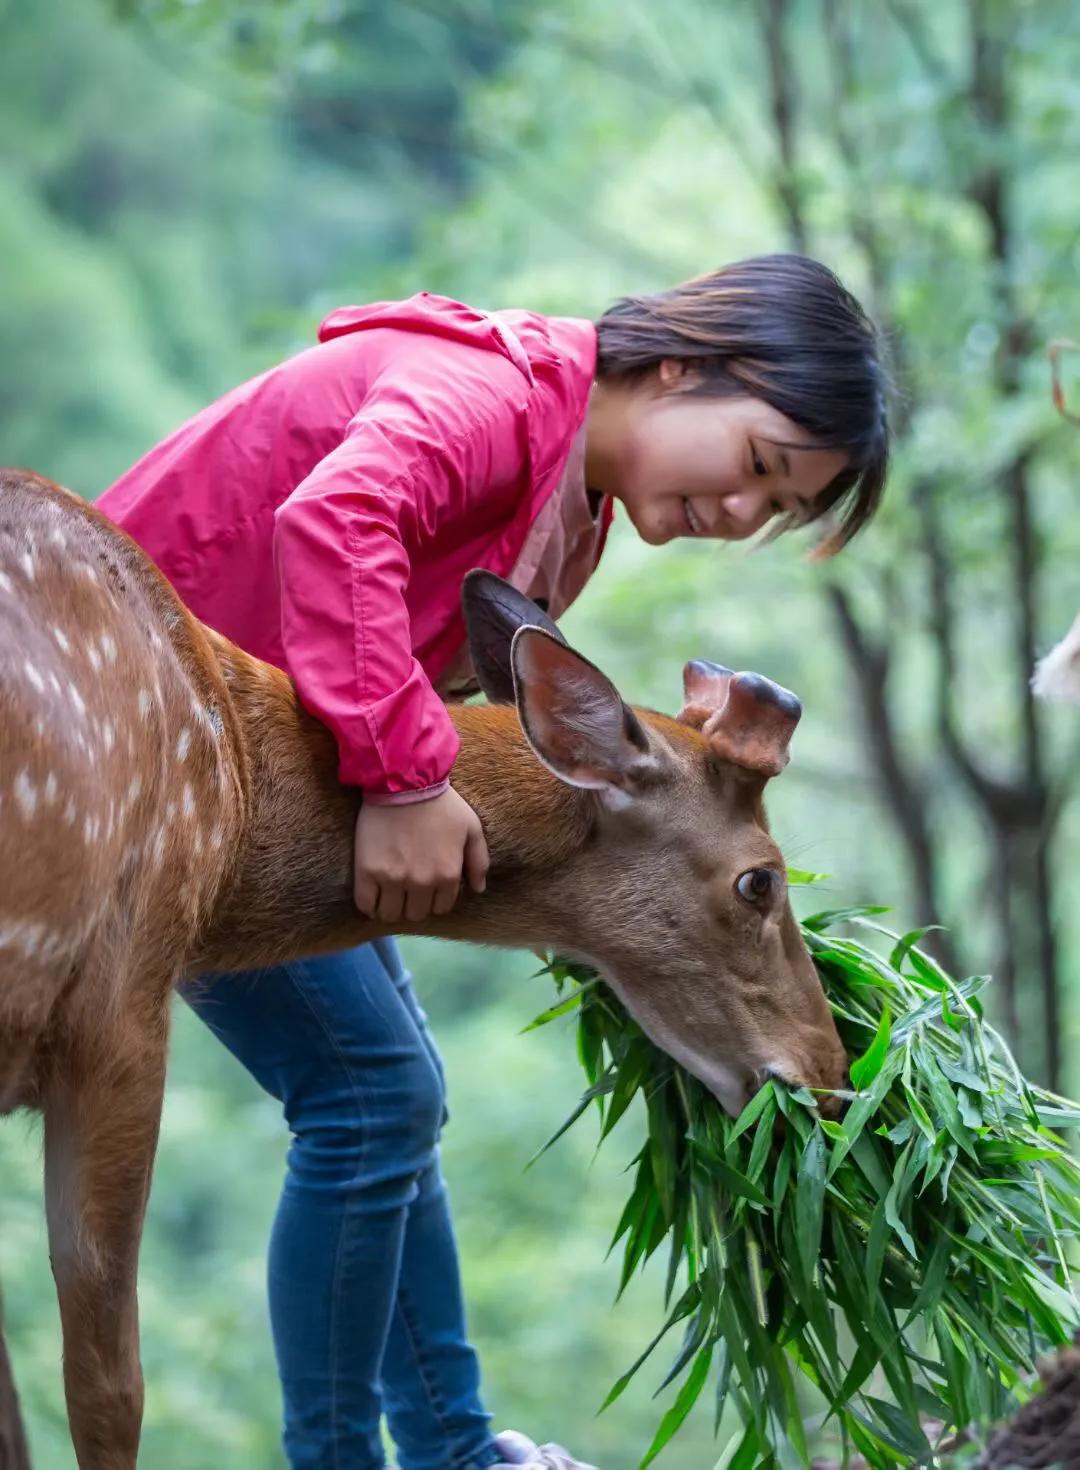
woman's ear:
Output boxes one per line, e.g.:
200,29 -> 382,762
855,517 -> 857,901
657,358 -> 702,391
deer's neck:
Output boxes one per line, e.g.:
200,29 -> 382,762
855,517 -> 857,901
193,643 -> 592,975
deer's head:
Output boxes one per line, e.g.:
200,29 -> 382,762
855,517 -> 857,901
462,572 -> 848,1118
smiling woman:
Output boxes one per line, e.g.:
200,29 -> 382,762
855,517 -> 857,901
97,249 -> 888,1470
586,253 -> 889,553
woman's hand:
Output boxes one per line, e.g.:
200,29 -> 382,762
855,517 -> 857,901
353,787 -> 490,923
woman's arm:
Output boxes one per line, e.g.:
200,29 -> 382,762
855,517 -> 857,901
272,340 -> 529,918
273,342 -> 529,799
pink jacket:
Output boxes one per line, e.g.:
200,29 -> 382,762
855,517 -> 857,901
99,293 -> 610,800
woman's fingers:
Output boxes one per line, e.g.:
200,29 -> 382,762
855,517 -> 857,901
375,881 -> 406,925
464,818 -> 490,896
431,879 -> 461,917
404,881 -> 441,923
354,872 -> 380,918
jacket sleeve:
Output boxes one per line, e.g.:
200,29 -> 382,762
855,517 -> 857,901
272,348 -> 529,798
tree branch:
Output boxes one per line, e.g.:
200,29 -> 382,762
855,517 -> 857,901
760,0 -> 808,253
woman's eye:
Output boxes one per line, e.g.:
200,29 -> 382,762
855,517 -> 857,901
751,449 -> 769,477
736,868 -> 776,905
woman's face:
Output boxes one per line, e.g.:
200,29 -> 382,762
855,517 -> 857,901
587,363 -> 851,546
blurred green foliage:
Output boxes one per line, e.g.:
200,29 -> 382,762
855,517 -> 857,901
2,1 -> 1080,1465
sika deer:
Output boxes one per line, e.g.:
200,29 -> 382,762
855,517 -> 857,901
0,469 -> 846,1467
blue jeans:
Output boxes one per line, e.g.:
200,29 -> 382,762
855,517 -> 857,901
185,939 -> 503,1470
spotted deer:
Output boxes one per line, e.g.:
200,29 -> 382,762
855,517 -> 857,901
0,468 -> 847,1468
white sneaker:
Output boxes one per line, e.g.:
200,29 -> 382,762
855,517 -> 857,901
492,1428 -> 599,1469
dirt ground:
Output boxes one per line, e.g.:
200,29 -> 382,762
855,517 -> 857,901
977,1339 -> 1080,1468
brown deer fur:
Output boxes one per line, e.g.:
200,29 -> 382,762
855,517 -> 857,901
0,468 -> 846,1467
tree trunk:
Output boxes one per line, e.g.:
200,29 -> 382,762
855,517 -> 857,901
0,1292 -> 30,1470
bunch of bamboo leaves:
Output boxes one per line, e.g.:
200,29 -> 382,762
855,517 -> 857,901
526,880 -> 1080,1469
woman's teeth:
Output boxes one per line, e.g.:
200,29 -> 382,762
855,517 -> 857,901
683,498 -> 704,535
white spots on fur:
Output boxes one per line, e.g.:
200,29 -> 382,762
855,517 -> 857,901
151,829 -> 166,867
43,772 -> 58,806
69,683 -> 87,720
63,797 -> 77,826
137,688 -> 151,718
0,571 -> 12,595
51,625 -> 71,654
49,526 -> 68,550
19,549 -> 35,581
101,720 -> 115,754
192,827 -> 203,857
148,628 -> 163,654
47,671 -> 62,697
100,633 -> 117,663
181,783 -> 195,818
0,920 -> 71,965
165,801 -> 176,822
126,775 -> 141,804
75,561 -> 99,584
87,645 -> 102,673
14,770 -> 37,821
209,827 -> 223,852
176,727 -> 191,762
83,814 -> 100,845
23,660 -> 44,694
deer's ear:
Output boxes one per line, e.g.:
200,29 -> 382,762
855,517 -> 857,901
511,627 -> 657,792
461,570 -> 567,704
703,672 -> 801,778
678,658 -> 734,729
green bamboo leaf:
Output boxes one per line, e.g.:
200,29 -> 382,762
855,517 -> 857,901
598,1282 -> 701,1412
849,1004 -> 892,1090
771,1145 -> 793,1209
904,1227 -> 952,1323
600,1042 -> 651,1140
923,1052 -> 979,1160
721,1424 -> 760,1470
889,926 -> 947,972
865,1198 -> 888,1297
637,1345 -> 713,1470
883,1139 -> 918,1257
827,1048 -> 905,1178
786,866 -> 831,885
729,1079 -> 777,1141
795,1126 -> 827,1289
521,979 -> 598,1031
802,903 -> 892,933
688,1142 -> 770,1208
860,1396 -> 932,1459
538,927 -> 1080,1469
745,1097 -> 779,1185
527,1071 -> 616,1167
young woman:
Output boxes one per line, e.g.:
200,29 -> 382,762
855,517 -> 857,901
100,253 -> 888,1470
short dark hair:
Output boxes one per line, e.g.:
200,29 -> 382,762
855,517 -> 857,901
594,254 -> 889,554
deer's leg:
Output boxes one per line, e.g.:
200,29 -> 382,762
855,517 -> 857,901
43,1009 -> 168,1470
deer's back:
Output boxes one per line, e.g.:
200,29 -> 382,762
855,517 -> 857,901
0,470 -> 246,1111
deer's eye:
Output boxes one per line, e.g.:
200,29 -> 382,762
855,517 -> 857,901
735,868 -> 776,906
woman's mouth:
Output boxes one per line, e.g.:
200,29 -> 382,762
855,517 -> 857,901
682,497 -> 705,536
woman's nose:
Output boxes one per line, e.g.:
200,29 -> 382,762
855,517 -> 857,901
720,491 -> 768,528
